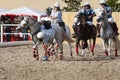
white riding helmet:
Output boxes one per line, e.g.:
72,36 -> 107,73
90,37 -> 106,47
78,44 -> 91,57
100,0 -> 106,4
54,2 -> 60,7
37,32 -> 44,39
84,2 -> 90,6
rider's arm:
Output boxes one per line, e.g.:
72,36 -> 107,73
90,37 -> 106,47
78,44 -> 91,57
89,10 -> 96,18
106,7 -> 112,16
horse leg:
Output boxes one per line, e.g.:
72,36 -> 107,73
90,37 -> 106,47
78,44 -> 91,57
102,39 -> 108,56
58,43 -> 63,60
47,45 -> 51,56
68,41 -> 73,58
114,38 -> 118,57
50,45 -> 55,57
89,39 -> 91,50
32,44 -> 39,61
90,37 -> 96,56
108,39 -> 112,56
35,46 -> 39,61
41,44 -> 49,61
33,46 -> 36,58
81,41 -> 87,56
55,43 -> 59,53
76,38 -> 80,55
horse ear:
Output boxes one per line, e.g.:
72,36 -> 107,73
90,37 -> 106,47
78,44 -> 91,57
103,8 -> 107,14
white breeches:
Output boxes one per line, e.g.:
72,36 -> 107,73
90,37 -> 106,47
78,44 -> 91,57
108,17 -> 115,23
87,21 -> 93,25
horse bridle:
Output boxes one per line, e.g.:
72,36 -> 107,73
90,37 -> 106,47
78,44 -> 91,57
23,18 -> 37,28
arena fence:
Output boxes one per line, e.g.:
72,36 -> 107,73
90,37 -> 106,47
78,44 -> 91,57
0,24 -> 32,47
0,12 -> 120,47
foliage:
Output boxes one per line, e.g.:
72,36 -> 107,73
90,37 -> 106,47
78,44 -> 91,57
106,0 -> 120,12
62,0 -> 82,12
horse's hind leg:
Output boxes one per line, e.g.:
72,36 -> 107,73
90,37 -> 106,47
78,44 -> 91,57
102,39 -> 108,56
58,43 -> 63,60
113,38 -> 118,57
108,39 -> 112,56
68,41 -> 73,58
90,37 -> 96,56
76,38 -> 80,55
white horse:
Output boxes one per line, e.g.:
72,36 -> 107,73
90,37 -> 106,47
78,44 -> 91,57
16,16 -> 74,61
97,9 -> 118,57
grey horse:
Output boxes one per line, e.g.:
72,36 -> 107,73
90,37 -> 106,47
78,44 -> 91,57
97,9 -> 118,57
16,16 -> 74,61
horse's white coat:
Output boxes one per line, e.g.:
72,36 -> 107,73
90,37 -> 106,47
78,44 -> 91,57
17,16 -> 74,60
98,9 -> 117,57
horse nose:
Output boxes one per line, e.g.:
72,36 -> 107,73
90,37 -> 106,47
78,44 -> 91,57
16,26 -> 21,31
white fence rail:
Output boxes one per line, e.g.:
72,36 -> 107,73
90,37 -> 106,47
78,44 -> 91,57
0,24 -> 32,47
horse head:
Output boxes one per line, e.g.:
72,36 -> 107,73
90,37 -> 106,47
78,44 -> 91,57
16,16 -> 37,31
45,7 -> 53,17
97,8 -> 108,22
78,13 -> 87,25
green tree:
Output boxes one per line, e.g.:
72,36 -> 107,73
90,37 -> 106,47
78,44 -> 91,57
106,0 -> 120,12
62,0 -> 82,12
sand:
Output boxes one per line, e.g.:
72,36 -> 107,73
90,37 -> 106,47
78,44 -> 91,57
0,43 -> 120,80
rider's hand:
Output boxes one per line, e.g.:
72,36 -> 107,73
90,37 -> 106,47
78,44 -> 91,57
88,15 -> 92,18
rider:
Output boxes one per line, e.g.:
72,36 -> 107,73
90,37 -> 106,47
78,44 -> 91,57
97,1 -> 119,37
50,2 -> 63,24
72,4 -> 85,36
72,3 -> 96,37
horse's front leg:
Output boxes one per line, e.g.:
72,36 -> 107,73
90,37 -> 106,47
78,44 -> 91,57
33,44 -> 39,61
81,41 -> 87,56
41,43 -> 49,61
102,39 -> 108,56
35,46 -> 39,61
76,38 -> 80,55
114,38 -> 118,57
108,39 -> 112,56
90,37 -> 96,56
58,43 -> 63,60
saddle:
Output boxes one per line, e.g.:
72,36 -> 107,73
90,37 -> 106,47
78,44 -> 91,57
58,22 -> 66,32
43,21 -> 52,29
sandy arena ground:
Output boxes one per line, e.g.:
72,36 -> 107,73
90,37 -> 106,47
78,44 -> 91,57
0,43 -> 120,80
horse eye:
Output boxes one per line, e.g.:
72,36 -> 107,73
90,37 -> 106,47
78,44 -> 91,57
102,13 -> 105,15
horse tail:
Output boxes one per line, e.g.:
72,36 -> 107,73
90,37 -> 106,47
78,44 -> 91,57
64,25 -> 75,43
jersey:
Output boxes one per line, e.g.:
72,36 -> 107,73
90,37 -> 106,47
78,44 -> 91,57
50,10 -> 63,23
84,9 -> 96,22
104,6 -> 112,18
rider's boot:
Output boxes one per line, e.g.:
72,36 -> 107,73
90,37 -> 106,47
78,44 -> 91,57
72,24 -> 77,38
112,22 -> 119,36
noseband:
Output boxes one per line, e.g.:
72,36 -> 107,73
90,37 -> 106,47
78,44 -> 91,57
23,18 -> 37,27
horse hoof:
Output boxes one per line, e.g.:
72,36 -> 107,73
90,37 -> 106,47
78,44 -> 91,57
33,54 -> 36,58
36,57 -> 39,61
41,56 -> 48,61
60,55 -> 63,60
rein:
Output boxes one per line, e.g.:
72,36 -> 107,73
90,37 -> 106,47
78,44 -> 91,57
24,18 -> 41,36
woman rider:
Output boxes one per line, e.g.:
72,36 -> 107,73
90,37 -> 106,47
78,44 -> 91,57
97,1 -> 119,37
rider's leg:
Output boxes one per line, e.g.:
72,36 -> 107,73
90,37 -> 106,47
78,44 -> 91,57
72,17 -> 78,35
96,17 -> 102,37
108,18 -> 119,36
